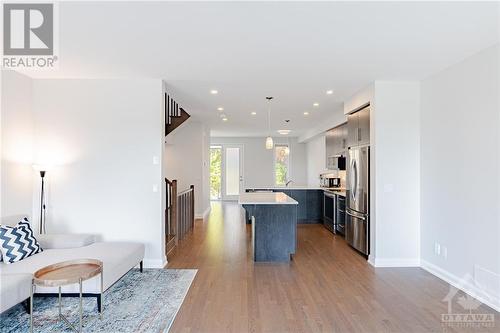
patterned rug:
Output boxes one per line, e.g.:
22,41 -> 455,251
0,268 -> 197,333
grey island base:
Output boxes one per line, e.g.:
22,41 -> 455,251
239,192 -> 298,262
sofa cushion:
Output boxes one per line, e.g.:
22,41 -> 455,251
0,273 -> 32,313
37,234 -> 96,249
0,219 -> 43,264
0,242 -> 145,294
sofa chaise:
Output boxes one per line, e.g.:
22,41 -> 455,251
0,215 -> 145,315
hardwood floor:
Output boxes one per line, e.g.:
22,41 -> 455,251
167,202 -> 498,333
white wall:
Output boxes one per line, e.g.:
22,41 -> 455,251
305,134 -> 326,187
1,71 -> 34,218
372,81 -> 421,266
32,78 -> 165,267
164,120 -> 210,218
420,44 -> 500,309
211,137 -> 307,188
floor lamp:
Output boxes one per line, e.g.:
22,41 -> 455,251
33,165 -> 48,234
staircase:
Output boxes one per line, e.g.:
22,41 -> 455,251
165,93 -> 190,136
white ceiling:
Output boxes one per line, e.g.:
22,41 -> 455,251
24,1 -> 499,137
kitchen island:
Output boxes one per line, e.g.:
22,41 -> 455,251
239,192 -> 298,262
245,187 -> 323,224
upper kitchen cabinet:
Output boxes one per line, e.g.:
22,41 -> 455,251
325,123 -> 348,170
347,105 -> 370,147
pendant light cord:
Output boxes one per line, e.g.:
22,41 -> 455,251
266,96 -> 273,136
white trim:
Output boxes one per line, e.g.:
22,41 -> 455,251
195,206 -> 211,220
367,254 -> 376,267
143,257 -> 167,269
421,259 -> 500,312
372,257 -> 420,267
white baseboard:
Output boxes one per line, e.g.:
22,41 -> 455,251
421,259 -> 500,312
367,255 -> 376,267
372,257 -> 420,267
143,256 -> 167,269
195,206 -> 211,220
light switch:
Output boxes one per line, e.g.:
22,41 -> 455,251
152,156 -> 159,165
152,184 -> 159,192
383,184 -> 394,193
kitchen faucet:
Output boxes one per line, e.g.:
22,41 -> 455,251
285,180 -> 294,187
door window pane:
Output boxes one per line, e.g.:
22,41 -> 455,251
275,145 -> 289,186
225,147 -> 240,196
210,146 -> 222,200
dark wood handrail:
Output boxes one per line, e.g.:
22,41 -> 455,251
177,187 -> 194,196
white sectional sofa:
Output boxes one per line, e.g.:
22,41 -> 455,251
0,215 -> 145,314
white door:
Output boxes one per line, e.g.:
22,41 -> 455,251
222,145 -> 244,201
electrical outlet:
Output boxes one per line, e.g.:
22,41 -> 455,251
443,246 -> 448,259
435,242 -> 441,256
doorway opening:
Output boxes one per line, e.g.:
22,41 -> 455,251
210,144 -> 244,201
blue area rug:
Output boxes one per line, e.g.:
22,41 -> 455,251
0,268 -> 197,333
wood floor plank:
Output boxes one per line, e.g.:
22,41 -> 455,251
167,202 -> 499,333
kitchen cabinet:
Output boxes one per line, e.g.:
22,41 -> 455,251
347,105 -> 370,147
325,123 -> 348,170
245,189 -> 323,224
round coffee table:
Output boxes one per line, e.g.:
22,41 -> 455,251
31,259 -> 103,333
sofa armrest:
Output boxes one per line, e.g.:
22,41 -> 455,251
37,234 -> 96,249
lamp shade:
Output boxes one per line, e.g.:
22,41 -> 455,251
265,136 -> 274,150
32,164 -> 52,172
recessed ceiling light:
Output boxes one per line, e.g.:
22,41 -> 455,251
277,130 -> 291,135
210,89 -> 218,95
217,107 -> 224,111
303,112 -> 310,116
313,103 -> 319,107
222,117 -> 228,121
326,90 -> 333,95
251,112 -> 257,115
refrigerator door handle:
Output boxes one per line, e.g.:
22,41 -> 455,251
346,210 -> 366,221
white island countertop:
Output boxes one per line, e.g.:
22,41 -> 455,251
238,192 -> 298,205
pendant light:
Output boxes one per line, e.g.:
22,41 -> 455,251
265,97 -> 274,149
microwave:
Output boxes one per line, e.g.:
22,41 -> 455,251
327,155 -> 346,170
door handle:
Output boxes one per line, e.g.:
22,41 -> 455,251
346,210 -> 366,221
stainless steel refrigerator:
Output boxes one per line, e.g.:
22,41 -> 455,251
346,146 -> 370,255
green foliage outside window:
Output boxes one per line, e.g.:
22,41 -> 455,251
275,145 -> 289,186
210,147 -> 222,199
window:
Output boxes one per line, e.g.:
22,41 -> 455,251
209,146 -> 222,199
274,144 -> 290,186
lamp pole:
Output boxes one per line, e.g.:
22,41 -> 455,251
39,170 -> 46,234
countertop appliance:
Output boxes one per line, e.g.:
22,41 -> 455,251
320,177 -> 341,188
346,145 -> 370,255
